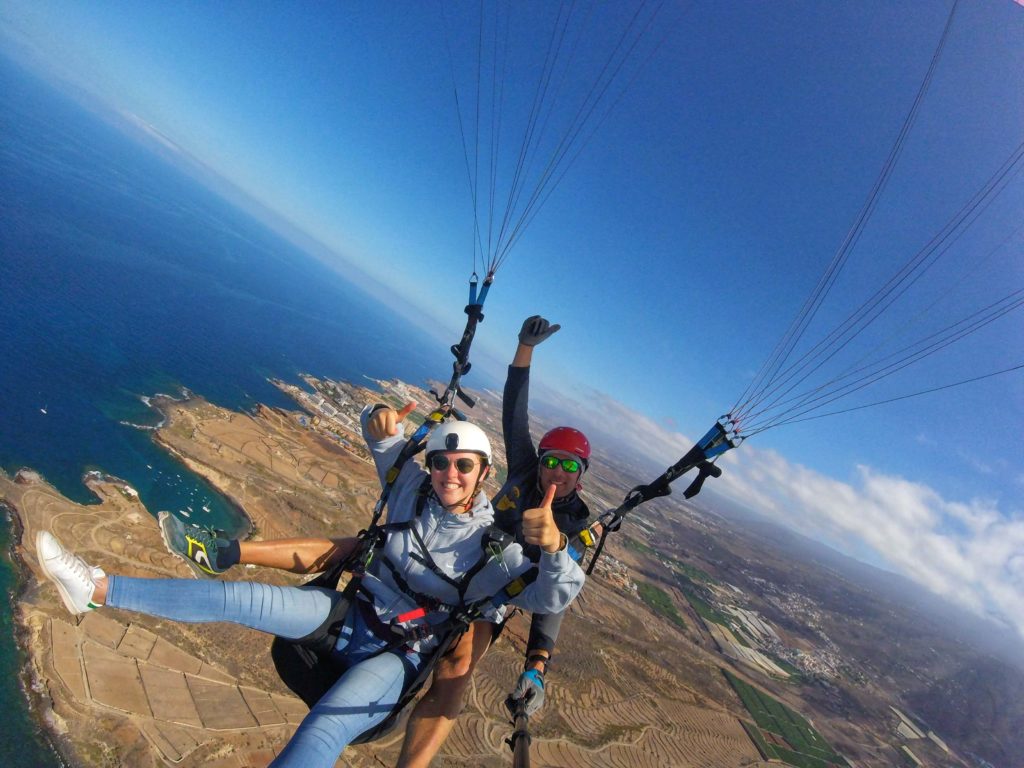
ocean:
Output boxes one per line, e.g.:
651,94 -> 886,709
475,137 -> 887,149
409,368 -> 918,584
0,53 -> 466,765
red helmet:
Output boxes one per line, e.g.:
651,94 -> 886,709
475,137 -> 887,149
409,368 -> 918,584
538,427 -> 591,466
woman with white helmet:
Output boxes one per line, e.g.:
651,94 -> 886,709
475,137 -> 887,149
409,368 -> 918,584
152,316 -> 598,766
35,406 -> 584,768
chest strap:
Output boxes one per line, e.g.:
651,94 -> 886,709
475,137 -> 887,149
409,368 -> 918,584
356,563 -> 541,648
374,477 -> 497,606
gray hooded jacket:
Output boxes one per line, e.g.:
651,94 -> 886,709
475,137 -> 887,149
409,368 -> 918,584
358,406 -> 584,651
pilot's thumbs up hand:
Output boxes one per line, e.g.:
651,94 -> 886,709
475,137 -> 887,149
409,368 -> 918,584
522,484 -> 563,553
368,401 -> 416,440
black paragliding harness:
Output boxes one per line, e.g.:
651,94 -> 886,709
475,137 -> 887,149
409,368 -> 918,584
270,485 -> 539,744
270,275 -> 520,744
585,415 -> 743,575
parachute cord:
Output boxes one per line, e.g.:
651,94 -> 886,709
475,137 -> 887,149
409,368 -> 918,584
485,6 -> 510,267
742,295 -> 1024,432
736,140 -> 1024,423
496,0 -> 608,263
734,0 -> 960,416
737,141 -> 1024,422
732,0 -> 962,417
741,289 -> 1024,433
444,2 -> 675,276
745,224 -> 1024,423
493,0 -> 672,272
741,268 -> 1023,430
743,362 -> 1024,436
439,0 -> 486,274
472,0 -> 484,270
489,0 -> 576,276
802,223 -> 1024,399
495,0 -> 675,269
761,288 -> 1024,420
496,0 -> 660,267
457,0 -> 671,276
492,0 -> 584,267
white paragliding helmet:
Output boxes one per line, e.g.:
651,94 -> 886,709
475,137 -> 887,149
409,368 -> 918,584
425,421 -> 492,465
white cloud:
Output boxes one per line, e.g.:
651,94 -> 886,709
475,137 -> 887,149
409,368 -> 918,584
536,383 -> 1024,641
116,110 -> 186,155
724,454 -> 1024,638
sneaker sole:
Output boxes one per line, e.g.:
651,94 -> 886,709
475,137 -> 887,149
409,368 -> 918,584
35,531 -> 93,615
157,513 -> 210,580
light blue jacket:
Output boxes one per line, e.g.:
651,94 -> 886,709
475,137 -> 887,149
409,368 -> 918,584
358,406 -> 584,650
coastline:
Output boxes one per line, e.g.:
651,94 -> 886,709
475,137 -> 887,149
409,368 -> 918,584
149,435 -> 254,538
0,376 -> 501,766
148,392 -> 253,538
1,495 -> 73,768
0,381 -> 416,767
1,377 -> 772,768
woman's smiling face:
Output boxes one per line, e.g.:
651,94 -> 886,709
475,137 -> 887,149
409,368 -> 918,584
429,451 -> 487,510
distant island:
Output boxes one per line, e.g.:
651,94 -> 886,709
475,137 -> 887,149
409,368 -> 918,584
1,376 -> 1018,767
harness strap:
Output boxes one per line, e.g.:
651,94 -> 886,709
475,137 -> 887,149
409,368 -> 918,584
372,527 -> 502,614
456,540 -> 499,592
355,596 -> 415,650
408,526 -> 464,590
354,561 -> 540,649
372,559 -> 460,615
354,476 -> 431,583
377,478 -> 510,610
478,567 -> 538,613
421,566 -> 540,640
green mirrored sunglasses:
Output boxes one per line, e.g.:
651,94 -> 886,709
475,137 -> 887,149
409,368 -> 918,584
540,455 -> 581,473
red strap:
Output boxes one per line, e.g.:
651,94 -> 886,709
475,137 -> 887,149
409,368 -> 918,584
397,607 -> 427,623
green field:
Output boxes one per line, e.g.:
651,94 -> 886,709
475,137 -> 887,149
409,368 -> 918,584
723,670 -> 848,767
636,581 -> 686,629
767,653 -> 805,679
623,537 -> 717,584
682,590 -> 733,628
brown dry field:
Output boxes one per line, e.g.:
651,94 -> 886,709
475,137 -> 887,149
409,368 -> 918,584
3,393 -> 777,767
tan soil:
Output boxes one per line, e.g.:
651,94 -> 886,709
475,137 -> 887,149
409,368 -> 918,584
3,388 -> 773,767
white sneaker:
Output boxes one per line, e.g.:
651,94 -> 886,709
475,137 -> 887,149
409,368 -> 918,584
35,531 -> 105,614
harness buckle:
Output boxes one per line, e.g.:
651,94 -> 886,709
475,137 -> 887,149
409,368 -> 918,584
397,622 -> 436,644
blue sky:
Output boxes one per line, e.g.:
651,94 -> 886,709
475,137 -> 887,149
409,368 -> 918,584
2,1 -> 1022,635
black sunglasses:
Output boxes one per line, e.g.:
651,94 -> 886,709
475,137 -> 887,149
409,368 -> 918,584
540,455 -> 581,473
429,455 -> 480,474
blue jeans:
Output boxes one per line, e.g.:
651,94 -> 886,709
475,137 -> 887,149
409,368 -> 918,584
107,576 -> 421,767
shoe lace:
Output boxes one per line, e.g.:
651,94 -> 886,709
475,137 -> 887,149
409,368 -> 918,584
57,547 -> 95,584
192,524 -> 223,544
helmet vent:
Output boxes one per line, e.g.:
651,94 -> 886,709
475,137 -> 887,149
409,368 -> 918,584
445,433 -> 459,451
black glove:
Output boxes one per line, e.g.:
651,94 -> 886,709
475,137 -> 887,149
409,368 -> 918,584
509,669 -> 546,715
518,315 -> 561,347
